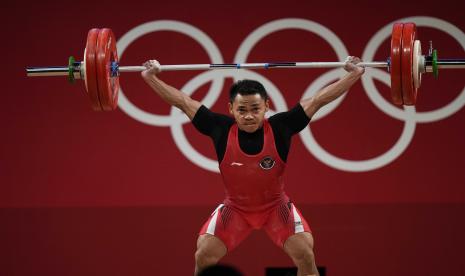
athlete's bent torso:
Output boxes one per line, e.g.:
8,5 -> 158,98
194,104 -> 311,250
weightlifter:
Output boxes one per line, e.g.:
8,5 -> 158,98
141,56 -> 365,276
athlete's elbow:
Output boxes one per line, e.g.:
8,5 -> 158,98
301,96 -> 322,118
309,95 -> 327,111
174,95 -> 193,113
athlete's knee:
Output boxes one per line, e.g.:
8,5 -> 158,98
292,246 -> 315,266
195,235 -> 226,267
195,247 -> 222,266
284,234 -> 316,267
288,243 -> 315,266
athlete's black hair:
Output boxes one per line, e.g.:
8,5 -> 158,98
229,79 -> 268,103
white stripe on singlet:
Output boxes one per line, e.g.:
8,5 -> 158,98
292,204 -> 304,233
206,204 -> 224,235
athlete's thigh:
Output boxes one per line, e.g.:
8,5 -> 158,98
263,201 -> 312,248
199,204 -> 252,252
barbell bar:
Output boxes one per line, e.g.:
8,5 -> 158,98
27,61 -> 390,76
26,23 -> 465,111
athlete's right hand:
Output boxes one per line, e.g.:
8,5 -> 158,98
141,59 -> 161,78
343,56 -> 365,75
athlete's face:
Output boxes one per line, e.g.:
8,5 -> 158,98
229,93 -> 269,133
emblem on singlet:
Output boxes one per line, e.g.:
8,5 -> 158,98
259,156 -> 275,170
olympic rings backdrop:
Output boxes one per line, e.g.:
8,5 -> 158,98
1,1 -> 465,276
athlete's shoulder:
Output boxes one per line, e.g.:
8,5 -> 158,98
268,103 -> 310,134
192,105 -> 234,136
194,105 -> 234,122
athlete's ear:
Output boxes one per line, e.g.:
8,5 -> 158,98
265,99 -> 270,113
228,102 -> 233,115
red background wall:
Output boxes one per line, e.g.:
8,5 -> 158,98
1,0 -> 464,275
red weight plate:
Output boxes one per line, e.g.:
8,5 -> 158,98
401,23 -> 418,105
84,28 -> 103,111
390,23 -> 404,105
96,28 -> 119,111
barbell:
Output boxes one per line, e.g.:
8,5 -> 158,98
26,22 -> 465,111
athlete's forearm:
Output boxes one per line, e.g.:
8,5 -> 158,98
142,73 -> 188,108
299,68 -> 363,118
141,72 -> 201,119
141,59 -> 201,119
312,71 -> 362,108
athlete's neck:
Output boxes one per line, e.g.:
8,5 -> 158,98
238,126 -> 263,136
